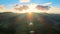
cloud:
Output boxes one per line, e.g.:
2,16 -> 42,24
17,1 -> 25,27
19,0 -> 30,3
47,6 -> 60,14
0,5 -> 6,12
42,2 -> 52,6
0,5 -> 5,9
0,4 -> 60,14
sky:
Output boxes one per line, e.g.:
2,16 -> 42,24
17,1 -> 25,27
0,0 -> 60,8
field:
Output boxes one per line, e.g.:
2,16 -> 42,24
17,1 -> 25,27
0,12 -> 60,34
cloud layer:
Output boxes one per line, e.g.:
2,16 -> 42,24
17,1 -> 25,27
0,4 -> 60,14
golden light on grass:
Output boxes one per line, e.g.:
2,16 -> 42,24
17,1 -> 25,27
26,12 -> 33,21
